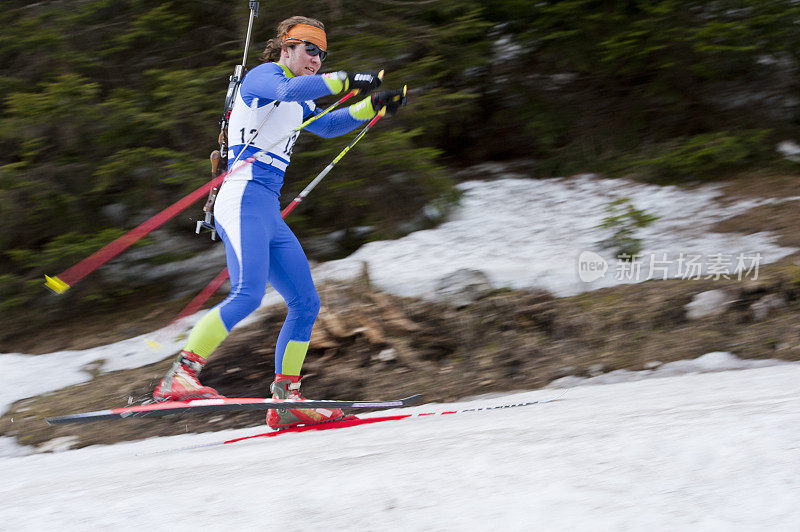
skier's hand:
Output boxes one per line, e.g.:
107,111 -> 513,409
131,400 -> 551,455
370,88 -> 407,116
343,71 -> 383,93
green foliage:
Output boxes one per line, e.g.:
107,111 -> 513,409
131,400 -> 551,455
6,229 -> 126,272
599,198 -> 659,259
480,0 -> 800,167
0,274 -> 41,314
620,130 -> 774,183
1,0 -> 799,323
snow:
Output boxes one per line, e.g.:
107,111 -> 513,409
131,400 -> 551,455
316,175 -> 796,298
1,362 -> 799,530
0,295 -> 281,418
548,351 -> 791,388
1,175 -> 800,528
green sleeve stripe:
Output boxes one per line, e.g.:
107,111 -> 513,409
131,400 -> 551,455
322,72 -> 346,94
349,96 -> 376,120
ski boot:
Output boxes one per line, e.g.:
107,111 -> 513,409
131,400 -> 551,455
266,374 -> 348,429
153,350 -> 224,401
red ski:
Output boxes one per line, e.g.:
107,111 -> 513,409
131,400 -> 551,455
222,395 -> 566,444
140,395 -> 566,455
46,395 -> 423,424
228,414 -> 412,441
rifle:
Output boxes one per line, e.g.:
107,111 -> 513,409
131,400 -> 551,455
197,0 -> 260,240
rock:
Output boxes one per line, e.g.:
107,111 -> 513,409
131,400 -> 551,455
777,140 -> 800,163
102,244 -> 227,299
373,348 -> 397,363
685,290 -> 735,320
37,436 -> 79,453
303,226 -> 375,259
100,203 -> 128,224
434,269 -> 494,307
750,293 -> 788,321
588,363 -> 605,377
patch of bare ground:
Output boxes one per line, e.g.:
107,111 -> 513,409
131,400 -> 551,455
0,290 -> 227,355
712,171 -> 800,249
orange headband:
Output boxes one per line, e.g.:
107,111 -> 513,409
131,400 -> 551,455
281,24 -> 327,52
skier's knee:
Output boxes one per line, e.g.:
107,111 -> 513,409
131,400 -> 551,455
289,292 -> 321,321
234,292 -> 263,316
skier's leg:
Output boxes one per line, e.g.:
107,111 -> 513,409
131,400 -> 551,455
185,180 -> 270,356
265,220 -> 346,428
267,221 -> 320,376
154,181 -> 270,400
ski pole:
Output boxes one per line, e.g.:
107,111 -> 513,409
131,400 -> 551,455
282,104 -> 389,217
43,83 -> 377,294
44,172 -> 227,294
43,152 -> 269,294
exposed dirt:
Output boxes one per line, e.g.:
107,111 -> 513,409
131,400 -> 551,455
712,171 -> 800,249
0,290 -> 228,355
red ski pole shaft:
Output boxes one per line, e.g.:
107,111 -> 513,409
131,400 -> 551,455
43,87 -> 372,295
43,157 -> 261,294
44,173 -> 224,294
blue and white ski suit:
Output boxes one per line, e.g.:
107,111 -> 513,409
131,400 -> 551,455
183,62 -> 375,375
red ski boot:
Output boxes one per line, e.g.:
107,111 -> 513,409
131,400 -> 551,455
153,350 -> 224,401
266,374 -> 347,429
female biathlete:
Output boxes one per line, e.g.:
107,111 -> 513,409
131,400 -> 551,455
153,16 -> 406,428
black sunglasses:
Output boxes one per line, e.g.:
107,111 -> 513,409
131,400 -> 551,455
287,39 -> 327,61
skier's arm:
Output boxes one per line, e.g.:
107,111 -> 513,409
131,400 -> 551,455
240,63 -> 338,103
305,89 -> 407,138
240,65 -> 383,104
304,97 -> 376,138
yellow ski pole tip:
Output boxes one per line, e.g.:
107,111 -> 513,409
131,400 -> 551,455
403,85 -> 408,97
44,275 -> 71,294
145,339 -> 162,352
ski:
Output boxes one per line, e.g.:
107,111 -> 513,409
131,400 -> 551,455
46,394 -> 423,424
228,396 -> 567,444
141,393 -> 567,455
144,415 -> 406,454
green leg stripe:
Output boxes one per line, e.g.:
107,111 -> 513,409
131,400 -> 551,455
281,340 -> 310,376
183,308 -> 229,359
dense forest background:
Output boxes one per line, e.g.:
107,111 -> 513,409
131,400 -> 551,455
1,0 -> 799,332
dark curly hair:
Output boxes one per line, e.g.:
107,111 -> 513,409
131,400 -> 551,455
261,16 -> 325,63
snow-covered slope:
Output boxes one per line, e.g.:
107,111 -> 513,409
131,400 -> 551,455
1,362 -> 798,530
316,176 -> 796,297
2,176 -> 794,415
